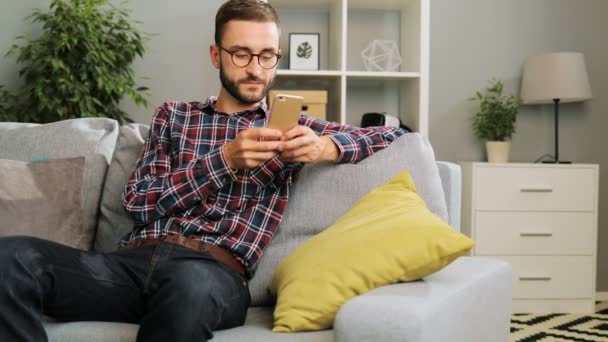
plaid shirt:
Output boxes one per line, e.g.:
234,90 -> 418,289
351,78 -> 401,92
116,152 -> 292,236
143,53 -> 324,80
121,97 -> 406,278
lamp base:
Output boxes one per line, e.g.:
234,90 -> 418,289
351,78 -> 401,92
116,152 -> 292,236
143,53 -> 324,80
542,160 -> 572,164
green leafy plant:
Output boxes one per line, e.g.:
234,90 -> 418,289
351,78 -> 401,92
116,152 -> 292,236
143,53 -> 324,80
0,86 -> 20,122
0,0 -> 149,124
470,78 -> 520,141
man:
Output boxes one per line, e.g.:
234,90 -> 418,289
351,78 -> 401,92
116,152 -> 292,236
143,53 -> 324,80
0,0 -> 405,341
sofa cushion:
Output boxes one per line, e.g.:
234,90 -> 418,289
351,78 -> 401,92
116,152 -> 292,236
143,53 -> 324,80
95,124 -> 150,252
0,118 -> 119,250
44,307 -> 334,342
0,157 -> 89,249
249,133 -> 448,306
268,171 -> 473,332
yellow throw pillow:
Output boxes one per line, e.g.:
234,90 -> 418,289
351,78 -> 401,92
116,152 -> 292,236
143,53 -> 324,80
268,171 -> 475,332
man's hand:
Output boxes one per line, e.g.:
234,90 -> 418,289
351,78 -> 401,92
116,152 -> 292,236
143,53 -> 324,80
224,127 -> 283,169
277,126 -> 339,163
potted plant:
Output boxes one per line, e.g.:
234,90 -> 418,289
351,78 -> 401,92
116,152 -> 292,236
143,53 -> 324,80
470,78 -> 519,163
0,0 -> 149,124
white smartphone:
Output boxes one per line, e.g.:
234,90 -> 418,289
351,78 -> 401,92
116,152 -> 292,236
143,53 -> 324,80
267,94 -> 304,132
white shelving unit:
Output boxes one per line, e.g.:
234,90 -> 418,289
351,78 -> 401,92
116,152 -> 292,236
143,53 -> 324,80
269,0 -> 429,135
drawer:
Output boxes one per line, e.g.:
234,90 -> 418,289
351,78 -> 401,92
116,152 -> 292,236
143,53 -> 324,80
512,299 -> 595,314
474,166 -> 596,211
474,211 -> 595,255
488,256 -> 594,299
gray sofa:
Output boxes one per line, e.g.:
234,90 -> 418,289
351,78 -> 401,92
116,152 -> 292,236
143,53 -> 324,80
0,118 -> 512,342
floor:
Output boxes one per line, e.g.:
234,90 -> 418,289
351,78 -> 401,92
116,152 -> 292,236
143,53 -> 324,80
510,301 -> 608,342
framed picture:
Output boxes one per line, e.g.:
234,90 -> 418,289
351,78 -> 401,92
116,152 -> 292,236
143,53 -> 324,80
289,33 -> 319,70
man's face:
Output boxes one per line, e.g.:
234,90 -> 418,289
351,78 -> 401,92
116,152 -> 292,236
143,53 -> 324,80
216,20 -> 280,105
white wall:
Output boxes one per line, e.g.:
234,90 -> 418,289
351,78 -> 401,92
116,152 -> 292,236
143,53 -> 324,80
118,0 -> 225,123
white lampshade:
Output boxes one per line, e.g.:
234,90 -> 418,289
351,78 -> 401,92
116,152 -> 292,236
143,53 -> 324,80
520,52 -> 592,104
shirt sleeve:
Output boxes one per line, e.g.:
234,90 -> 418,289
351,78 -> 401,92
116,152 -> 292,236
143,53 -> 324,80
299,113 -> 407,164
122,103 -> 237,226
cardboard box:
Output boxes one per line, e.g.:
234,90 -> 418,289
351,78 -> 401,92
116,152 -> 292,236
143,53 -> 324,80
268,90 -> 327,120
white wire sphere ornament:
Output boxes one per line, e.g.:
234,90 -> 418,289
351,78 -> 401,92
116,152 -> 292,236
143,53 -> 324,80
361,40 -> 402,72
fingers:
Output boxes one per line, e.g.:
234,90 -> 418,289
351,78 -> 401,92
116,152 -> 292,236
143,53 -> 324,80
243,140 -> 281,152
228,126 -> 321,168
242,127 -> 284,140
281,125 -> 310,141
225,127 -> 284,169
278,137 -> 323,163
278,135 -> 313,152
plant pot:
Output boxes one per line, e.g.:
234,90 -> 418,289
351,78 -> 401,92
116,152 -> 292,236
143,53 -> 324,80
486,141 -> 511,163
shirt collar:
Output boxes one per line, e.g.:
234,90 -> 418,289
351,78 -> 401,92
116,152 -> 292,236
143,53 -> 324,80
204,96 -> 269,119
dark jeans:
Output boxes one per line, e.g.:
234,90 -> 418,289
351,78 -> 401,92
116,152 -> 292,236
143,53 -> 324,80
0,236 -> 250,342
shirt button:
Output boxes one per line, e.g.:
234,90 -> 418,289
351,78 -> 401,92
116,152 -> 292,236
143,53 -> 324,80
193,196 -> 201,201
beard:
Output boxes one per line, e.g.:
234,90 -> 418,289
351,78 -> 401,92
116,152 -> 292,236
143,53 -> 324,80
219,62 -> 275,105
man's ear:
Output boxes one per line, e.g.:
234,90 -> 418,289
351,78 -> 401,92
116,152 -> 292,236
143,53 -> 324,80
210,44 -> 220,69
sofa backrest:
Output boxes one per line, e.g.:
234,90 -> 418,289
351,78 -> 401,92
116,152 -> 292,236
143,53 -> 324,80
0,118 -> 119,250
248,133 -> 448,306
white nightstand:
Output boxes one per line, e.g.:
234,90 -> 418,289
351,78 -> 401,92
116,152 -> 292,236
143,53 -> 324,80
460,162 -> 599,313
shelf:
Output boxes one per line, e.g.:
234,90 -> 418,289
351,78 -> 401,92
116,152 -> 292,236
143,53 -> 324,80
348,0 -> 417,10
272,0 -> 417,9
273,3 -> 342,70
345,71 -> 420,79
270,0 -> 335,8
277,70 -> 420,79
276,70 -> 342,77
269,0 -> 428,135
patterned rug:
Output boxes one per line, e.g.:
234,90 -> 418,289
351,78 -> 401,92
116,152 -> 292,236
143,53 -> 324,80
511,301 -> 608,341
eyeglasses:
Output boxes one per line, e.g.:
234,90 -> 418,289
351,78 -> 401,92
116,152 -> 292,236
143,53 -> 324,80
219,46 -> 281,69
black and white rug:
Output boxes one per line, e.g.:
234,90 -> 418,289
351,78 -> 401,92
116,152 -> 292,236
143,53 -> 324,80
511,301 -> 608,341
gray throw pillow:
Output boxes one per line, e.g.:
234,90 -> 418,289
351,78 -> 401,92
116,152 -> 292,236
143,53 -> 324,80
94,124 -> 150,252
0,157 -> 88,249
0,118 -> 119,250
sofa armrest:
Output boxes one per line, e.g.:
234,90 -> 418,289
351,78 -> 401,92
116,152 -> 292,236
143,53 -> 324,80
333,257 -> 512,342
436,161 -> 461,231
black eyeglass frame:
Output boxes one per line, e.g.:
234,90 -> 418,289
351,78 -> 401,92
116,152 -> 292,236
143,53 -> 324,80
218,46 -> 282,69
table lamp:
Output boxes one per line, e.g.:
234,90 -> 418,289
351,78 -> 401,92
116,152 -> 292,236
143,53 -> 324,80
520,52 -> 592,163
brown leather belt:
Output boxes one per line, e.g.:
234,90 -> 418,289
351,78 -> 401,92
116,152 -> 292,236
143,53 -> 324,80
122,235 -> 245,277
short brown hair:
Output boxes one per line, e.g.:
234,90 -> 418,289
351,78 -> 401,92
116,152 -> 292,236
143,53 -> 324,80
215,0 -> 280,46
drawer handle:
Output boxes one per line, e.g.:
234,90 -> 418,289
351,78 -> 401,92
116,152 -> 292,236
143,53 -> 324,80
520,188 -> 553,193
520,232 -> 553,237
519,276 -> 552,281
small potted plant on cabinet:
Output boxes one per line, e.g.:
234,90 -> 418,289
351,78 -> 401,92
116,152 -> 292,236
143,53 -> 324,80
470,78 -> 519,163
